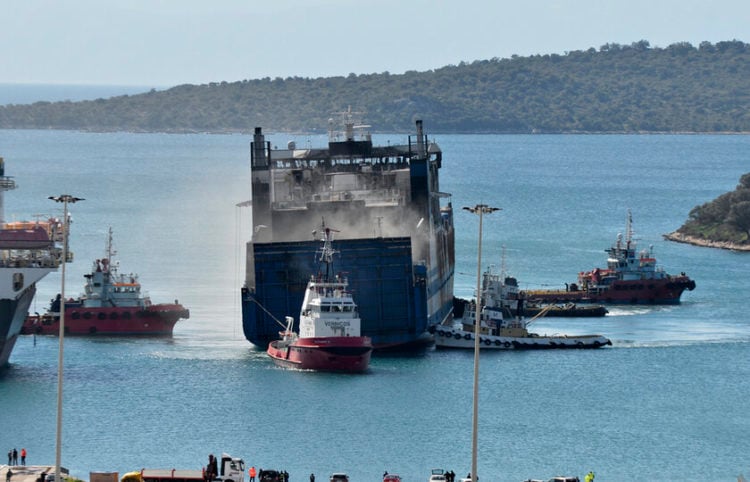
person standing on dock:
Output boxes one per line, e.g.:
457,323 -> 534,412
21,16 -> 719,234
11,449 -> 17,466
310,474 -> 315,482
205,455 -> 218,482
6,469 -> 12,482
248,466 -> 256,482
6,450 -> 10,465
20,449 -> 25,466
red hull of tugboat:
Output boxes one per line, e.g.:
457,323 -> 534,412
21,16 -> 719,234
267,336 -> 372,373
526,276 -> 695,305
22,304 -> 189,336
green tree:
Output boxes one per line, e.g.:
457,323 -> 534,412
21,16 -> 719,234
728,201 -> 750,237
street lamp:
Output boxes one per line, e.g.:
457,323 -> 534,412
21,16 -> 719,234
49,194 -> 83,482
462,204 -> 500,482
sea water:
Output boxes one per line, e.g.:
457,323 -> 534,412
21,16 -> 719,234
0,129 -> 749,482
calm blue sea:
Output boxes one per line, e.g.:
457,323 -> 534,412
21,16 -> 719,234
1,127 -> 749,482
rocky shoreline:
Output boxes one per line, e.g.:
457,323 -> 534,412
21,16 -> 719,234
663,232 -> 750,252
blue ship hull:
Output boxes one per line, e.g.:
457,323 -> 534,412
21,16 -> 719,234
242,237 -> 453,349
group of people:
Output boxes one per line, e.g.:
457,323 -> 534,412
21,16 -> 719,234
6,449 -> 26,466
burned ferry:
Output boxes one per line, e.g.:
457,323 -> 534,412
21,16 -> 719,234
241,114 -> 454,349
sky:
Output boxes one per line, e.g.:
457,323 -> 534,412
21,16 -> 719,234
2,0 -> 749,88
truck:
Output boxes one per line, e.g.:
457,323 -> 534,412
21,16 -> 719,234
121,454 -> 246,482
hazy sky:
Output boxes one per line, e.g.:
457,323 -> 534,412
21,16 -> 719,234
3,0 -> 749,88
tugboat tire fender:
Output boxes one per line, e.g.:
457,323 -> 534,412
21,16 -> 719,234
494,340 -> 502,346
463,333 -> 471,340
504,341 -> 511,348
484,339 -> 491,346
454,333 -> 462,340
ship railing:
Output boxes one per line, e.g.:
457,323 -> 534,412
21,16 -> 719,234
0,246 -> 67,268
274,188 -> 404,209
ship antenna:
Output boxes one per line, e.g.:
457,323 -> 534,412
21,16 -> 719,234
625,209 -> 633,249
500,244 -> 507,279
316,218 -> 339,281
106,226 -> 114,261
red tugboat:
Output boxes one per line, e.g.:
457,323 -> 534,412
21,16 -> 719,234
22,227 -> 189,336
267,225 -> 372,373
524,210 -> 696,305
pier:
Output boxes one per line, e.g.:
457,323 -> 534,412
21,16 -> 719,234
1,466 -> 67,482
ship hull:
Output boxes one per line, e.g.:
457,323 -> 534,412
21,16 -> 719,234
525,277 -> 696,305
22,304 -> 189,336
242,237 -> 453,350
0,284 -> 37,367
433,325 -> 611,350
267,336 -> 372,372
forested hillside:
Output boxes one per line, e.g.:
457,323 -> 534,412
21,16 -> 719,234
2,40 -> 749,134
666,173 -> 750,249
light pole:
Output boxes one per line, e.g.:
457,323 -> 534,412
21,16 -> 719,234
49,194 -> 83,482
462,204 -> 500,482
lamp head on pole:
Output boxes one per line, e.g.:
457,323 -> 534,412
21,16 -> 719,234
463,204 -> 501,215
49,195 -> 85,204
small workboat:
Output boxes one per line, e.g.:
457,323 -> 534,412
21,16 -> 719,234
267,225 -> 372,372
434,303 -> 611,350
435,270 -> 611,350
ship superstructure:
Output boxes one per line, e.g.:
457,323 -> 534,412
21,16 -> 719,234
0,157 -> 68,367
242,113 -> 454,349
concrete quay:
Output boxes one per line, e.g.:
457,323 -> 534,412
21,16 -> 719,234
1,465 -> 67,482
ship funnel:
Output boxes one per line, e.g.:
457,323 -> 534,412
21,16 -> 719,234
0,157 -> 18,226
415,120 -> 426,157
252,127 -> 268,167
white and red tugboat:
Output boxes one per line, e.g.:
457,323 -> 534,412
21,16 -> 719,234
523,210 -> 695,305
23,227 -> 189,336
267,225 -> 372,372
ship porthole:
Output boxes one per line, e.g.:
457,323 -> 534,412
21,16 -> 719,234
97,312 -> 106,320
110,312 -> 119,320
83,312 -> 92,319
122,312 -> 131,319
71,312 -> 81,320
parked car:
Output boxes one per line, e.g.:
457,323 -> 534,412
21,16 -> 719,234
383,475 -> 402,482
259,470 -> 281,482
